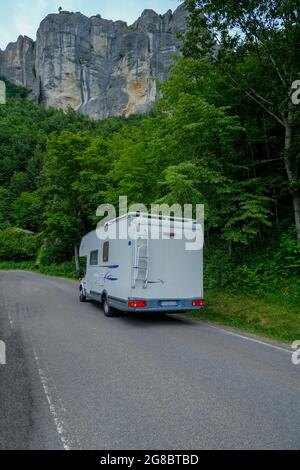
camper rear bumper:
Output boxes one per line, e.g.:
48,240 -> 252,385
109,296 -> 205,313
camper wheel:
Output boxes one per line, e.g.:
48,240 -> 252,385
79,287 -> 87,303
103,297 -> 116,317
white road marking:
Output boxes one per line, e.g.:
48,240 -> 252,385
3,299 -> 14,328
7,311 -> 14,328
33,351 -> 80,450
206,324 -> 292,354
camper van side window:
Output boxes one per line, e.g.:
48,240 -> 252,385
90,250 -> 98,266
103,242 -> 109,263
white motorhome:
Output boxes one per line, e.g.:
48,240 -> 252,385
79,213 -> 204,317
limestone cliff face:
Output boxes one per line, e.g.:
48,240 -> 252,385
0,4 -> 187,120
0,36 -> 36,97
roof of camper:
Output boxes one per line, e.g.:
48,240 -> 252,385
105,212 -> 198,226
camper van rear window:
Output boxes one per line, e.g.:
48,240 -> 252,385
90,250 -> 99,266
103,242 -> 109,263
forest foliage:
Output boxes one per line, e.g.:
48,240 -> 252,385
0,0 -> 299,298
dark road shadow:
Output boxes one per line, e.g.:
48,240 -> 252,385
86,300 -> 197,328
117,312 -> 195,328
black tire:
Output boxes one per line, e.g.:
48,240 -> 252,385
79,288 -> 87,303
103,298 -> 115,317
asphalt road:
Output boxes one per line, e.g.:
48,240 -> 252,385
0,271 -> 299,450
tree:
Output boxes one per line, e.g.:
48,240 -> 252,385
12,192 -> 42,232
74,135 -> 113,226
42,131 -> 92,270
156,58 -> 273,247
0,187 -> 9,228
107,121 -> 160,207
0,228 -> 40,262
184,0 -> 300,244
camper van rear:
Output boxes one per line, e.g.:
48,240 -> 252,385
79,214 -> 204,317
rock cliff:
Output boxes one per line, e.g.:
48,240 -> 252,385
0,4 -> 187,119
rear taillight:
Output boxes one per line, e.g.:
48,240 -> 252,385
192,299 -> 205,307
128,300 -> 147,309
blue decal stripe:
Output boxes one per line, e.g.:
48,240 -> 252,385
104,272 -> 119,282
100,265 -> 119,269
147,279 -> 165,285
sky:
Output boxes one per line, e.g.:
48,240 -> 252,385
0,0 -> 182,50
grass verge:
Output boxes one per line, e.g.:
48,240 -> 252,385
0,261 -> 78,280
186,288 -> 299,344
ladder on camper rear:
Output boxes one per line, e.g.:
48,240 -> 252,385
132,237 -> 150,289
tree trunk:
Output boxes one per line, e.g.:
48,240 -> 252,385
273,188 -> 279,228
74,244 -> 80,273
284,106 -> 300,245
292,190 -> 300,245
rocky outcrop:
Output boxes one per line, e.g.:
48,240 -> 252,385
0,3 -> 187,120
0,36 -> 36,98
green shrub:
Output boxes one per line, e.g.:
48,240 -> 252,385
38,261 -> 78,279
0,76 -> 30,99
204,231 -> 300,295
36,241 -> 72,266
0,260 -> 79,279
0,228 -> 41,261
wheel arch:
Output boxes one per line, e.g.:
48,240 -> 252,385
101,290 -> 108,303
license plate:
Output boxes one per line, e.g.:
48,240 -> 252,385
160,301 -> 178,307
